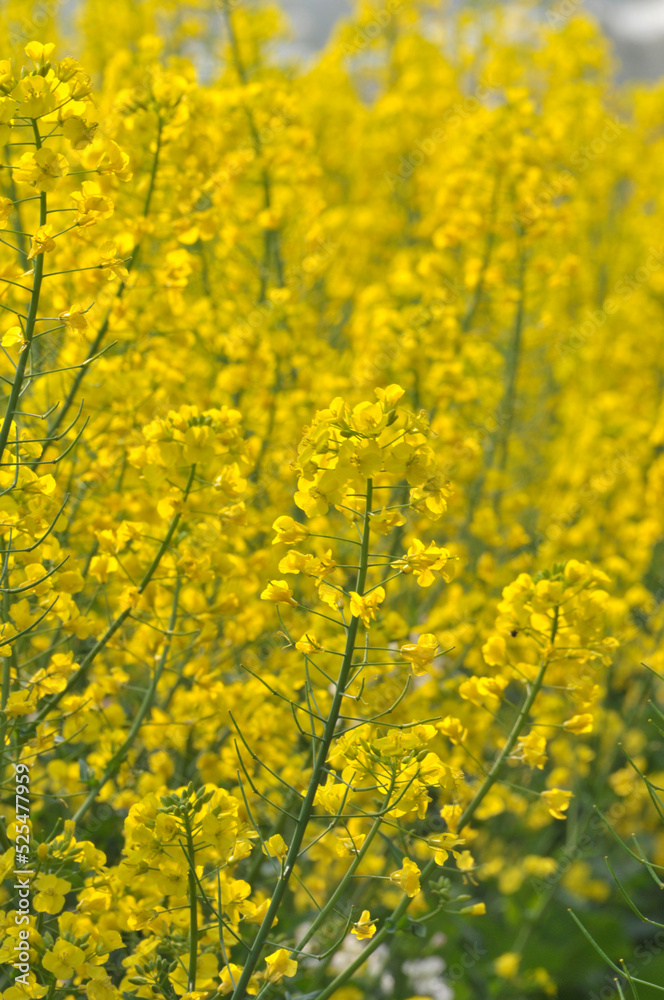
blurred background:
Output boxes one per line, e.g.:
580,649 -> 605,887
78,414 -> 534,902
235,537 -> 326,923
279,0 -> 664,77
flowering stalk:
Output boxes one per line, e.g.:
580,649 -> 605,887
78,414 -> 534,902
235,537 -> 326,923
230,479 -> 374,999
311,609 -> 562,1000
309,555 -> 618,999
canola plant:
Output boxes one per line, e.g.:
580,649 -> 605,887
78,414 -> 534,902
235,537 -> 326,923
0,2 -> 663,998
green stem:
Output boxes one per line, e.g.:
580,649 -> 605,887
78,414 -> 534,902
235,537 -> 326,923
185,809 -> 199,991
230,479 -> 374,1000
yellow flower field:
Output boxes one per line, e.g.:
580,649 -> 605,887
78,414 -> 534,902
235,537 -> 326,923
0,2 -> 663,998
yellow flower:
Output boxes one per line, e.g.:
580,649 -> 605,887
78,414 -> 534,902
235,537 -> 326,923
495,952 -> 520,979
156,862 -> 189,896
85,967 -> 117,1000
335,832 -> 366,856
257,208 -> 281,230
71,181 -> 113,226
564,559 -> 590,583
374,384 -> 405,408
563,714 -> 594,735
349,587 -> 385,626
482,635 -> 507,666
541,788 -> 573,820
350,400 -> 388,436
456,850 -> 475,872
272,515 -> 309,545
389,857 -> 421,897
351,910 -> 377,939
318,581 -> 344,612
0,196 -> 13,228
42,939 -> 85,979
428,832 -> 465,866
314,776 -> 346,814
63,116 -> 98,150
3,688 -> 37,716
15,148 -> 69,192
220,965 -> 259,995
27,224 -> 55,259
260,580 -> 297,606
512,732 -> 547,769
33,873 -> 71,913
95,138 -> 131,178
394,539 -> 453,587
400,633 -> 439,674
295,631 -> 323,653
97,241 -> 129,280
59,306 -> 90,334
438,716 -> 468,745
169,953 -> 219,996
262,834 -> 288,861
263,948 -> 297,983
16,76 -> 56,118
25,41 -> 55,63
4,980 -> 48,1000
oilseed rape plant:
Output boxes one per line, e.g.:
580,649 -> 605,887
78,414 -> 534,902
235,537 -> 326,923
0,1 -> 662,997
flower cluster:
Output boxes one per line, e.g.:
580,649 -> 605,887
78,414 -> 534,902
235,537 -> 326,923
0,5 -> 659,998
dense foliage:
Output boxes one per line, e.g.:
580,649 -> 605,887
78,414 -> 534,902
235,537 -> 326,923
0,2 -> 663,998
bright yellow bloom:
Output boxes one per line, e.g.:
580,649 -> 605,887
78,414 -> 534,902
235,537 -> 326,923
295,631 -> 323,653
349,587 -> 385,626
3,688 -> 37,716
262,834 -> 288,861
15,148 -> 68,192
42,939 -> 85,979
0,196 -> 13,228
33,873 -> 71,914
260,579 -> 297,606
220,965 -> 259,995
27,224 -> 55,258
563,714 -> 594,734
541,788 -> 573,820
71,181 -> 113,226
482,634 -> 507,666
24,41 -> 55,63
272,515 -> 309,545
393,539 -> 454,587
263,949 -> 298,983
400,632 -> 440,674
389,857 -> 421,897
438,716 -> 468,745
429,832 -> 465,866
351,910 -> 377,939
